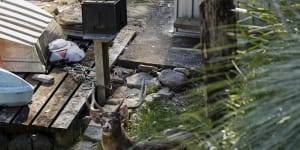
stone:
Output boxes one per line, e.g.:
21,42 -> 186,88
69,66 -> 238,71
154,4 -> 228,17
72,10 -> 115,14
113,66 -> 136,79
158,69 -> 188,87
111,73 -> 124,84
173,67 -> 190,77
57,0 -> 78,5
83,120 -> 102,141
8,135 -> 32,150
72,141 -> 96,150
55,3 -> 82,25
149,78 -> 161,88
138,64 -> 158,73
102,104 -> 118,112
31,134 -> 53,150
145,93 -> 162,102
157,87 -> 175,98
126,72 -> 161,88
0,133 -> 8,150
32,74 -> 54,84
112,86 -> 140,99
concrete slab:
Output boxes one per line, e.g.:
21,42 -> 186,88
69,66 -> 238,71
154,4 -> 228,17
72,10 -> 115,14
119,0 -> 201,69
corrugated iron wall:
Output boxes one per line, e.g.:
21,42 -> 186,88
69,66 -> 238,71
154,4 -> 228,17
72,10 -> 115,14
0,0 -> 53,45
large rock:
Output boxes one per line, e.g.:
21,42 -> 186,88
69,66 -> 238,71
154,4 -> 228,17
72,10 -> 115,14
31,134 -> 53,150
126,72 -> 161,88
158,69 -> 188,87
173,67 -> 190,77
8,135 -> 32,150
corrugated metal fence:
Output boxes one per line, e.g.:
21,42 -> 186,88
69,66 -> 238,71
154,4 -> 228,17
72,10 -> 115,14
0,0 -> 53,45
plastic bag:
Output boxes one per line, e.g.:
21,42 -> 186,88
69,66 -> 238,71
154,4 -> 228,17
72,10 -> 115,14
48,39 -> 85,63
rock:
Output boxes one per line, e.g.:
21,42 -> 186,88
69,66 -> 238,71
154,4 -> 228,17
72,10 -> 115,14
111,73 -> 124,84
149,78 -> 161,88
138,64 -> 158,73
145,93 -> 162,102
106,98 -> 122,105
8,135 -> 32,150
55,3 -> 82,25
31,134 -> 53,150
112,86 -> 140,99
57,0 -> 78,5
126,72 -> 161,88
113,67 -> 136,79
0,133 -> 8,150
173,67 -> 190,76
158,69 -> 188,87
102,104 -> 118,112
83,120 -> 102,141
157,87 -> 175,98
108,86 -> 145,108
72,141 -> 96,150
32,74 -> 54,84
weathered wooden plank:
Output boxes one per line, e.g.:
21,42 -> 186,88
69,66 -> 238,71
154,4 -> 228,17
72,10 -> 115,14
109,27 -> 136,67
13,68 -> 67,125
32,76 -> 79,127
51,28 -> 134,129
0,74 -> 39,124
51,76 -> 94,129
32,48 -> 95,127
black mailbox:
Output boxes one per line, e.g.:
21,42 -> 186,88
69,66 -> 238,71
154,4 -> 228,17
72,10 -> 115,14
82,0 -> 127,35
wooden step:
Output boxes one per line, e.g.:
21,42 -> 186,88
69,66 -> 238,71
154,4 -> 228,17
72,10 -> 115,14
174,17 -> 200,30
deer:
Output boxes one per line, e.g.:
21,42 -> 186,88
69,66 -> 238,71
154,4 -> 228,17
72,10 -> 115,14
86,79 -> 190,150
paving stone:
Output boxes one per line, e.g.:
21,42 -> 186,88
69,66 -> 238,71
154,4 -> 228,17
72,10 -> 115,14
83,120 -> 102,141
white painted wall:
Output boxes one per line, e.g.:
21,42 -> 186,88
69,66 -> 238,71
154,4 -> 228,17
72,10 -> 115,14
175,0 -> 202,18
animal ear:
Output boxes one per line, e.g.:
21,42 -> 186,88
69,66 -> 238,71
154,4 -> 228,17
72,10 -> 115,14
119,105 -> 128,120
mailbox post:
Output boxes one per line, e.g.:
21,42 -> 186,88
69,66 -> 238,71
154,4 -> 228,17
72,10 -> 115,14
82,0 -> 127,105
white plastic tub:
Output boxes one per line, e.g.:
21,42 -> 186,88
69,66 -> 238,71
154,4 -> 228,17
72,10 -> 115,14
0,68 -> 33,107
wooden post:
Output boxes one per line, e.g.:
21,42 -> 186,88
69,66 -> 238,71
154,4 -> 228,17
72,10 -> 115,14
93,40 -> 110,106
199,0 -> 236,120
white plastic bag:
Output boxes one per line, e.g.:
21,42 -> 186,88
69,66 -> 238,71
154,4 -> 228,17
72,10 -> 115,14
48,39 -> 85,63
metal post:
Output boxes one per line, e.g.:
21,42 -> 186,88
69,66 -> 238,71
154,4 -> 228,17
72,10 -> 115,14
192,0 -> 194,18
176,0 -> 179,18
93,40 -> 110,106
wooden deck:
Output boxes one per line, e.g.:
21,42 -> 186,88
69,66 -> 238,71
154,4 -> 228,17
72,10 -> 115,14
0,27 -> 136,146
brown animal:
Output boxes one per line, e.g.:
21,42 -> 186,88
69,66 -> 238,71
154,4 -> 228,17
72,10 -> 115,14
86,80 -> 189,150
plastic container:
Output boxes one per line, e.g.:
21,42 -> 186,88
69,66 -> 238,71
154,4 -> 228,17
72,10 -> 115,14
0,68 -> 33,107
